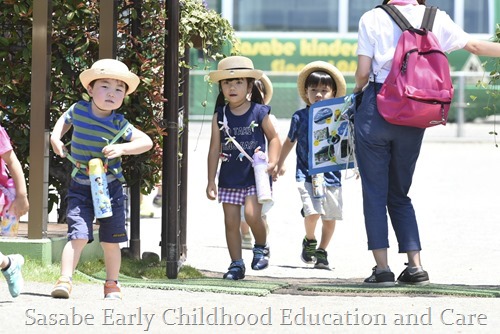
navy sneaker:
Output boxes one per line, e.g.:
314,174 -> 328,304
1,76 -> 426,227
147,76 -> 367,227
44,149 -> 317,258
363,266 -> 395,287
301,237 -> 317,264
223,261 -> 245,280
314,248 -> 330,270
397,266 -> 430,285
251,245 -> 270,270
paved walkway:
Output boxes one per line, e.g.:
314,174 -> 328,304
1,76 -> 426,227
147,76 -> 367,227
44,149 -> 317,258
149,119 -> 500,286
2,120 -> 500,333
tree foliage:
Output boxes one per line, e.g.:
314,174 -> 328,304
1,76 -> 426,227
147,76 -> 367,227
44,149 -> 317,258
475,24 -> 500,146
0,0 -> 236,222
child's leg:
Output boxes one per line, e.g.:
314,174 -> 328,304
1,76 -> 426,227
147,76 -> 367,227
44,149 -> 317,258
101,242 -> 121,281
300,214 -> 320,264
240,221 -> 250,235
223,203 -> 242,261
52,239 -> 86,299
62,180 -> 94,278
60,239 -> 88,277
101,242 -> 123,299
98,179 -> 127,281
0,252 -> 7,268
240,205 -> 251,239
243,196 -> 266,245
244,196 -> 270,270
318,219 -> 336,250
304,213 -> 320,240
240,220 -> 253,249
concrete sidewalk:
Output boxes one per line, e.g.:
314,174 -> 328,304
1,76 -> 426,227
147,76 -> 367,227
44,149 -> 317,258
2,120 -> 500,333
3,282 -> 499,333
177,119 -> 500,286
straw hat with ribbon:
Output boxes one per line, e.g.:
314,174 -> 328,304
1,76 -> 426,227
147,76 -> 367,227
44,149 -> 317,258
80,59 -> 140,95
297,61 -> 347,105
209,56 -> 263,83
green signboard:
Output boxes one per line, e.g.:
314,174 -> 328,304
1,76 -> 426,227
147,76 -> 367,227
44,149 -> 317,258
236,36 -> 473,73
189,36 -> 493,121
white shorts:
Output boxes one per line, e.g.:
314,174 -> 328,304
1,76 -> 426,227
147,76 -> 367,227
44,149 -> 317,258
297,181 -> 343,221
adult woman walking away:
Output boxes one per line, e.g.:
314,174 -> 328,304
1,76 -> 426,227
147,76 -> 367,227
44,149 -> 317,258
354,0 -> 500,286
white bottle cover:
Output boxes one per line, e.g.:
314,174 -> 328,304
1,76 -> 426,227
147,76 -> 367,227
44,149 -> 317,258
252,151 -> 272,204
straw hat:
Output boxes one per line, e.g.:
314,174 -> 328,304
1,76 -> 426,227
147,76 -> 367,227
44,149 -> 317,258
79,59 -> 140,95
297,61 -> 347,105
257,73 -> 273,105
209,56 -> 263,83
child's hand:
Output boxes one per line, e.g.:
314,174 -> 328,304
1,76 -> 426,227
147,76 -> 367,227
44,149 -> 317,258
271,165 -> 279,182
102,144 -> 125,159
51,139 -> 67,158
206,182 -> 217,200
8,194 -> 29,218
266,161 -> 276,175
278,164 -> 287,176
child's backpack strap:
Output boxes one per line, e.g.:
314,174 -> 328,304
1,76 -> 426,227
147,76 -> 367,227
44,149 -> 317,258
376,4 -> 413,31
65,151 -> 88,178
65,125 -> 129,178
421,6 -> 438,31
219,105 -> 254,163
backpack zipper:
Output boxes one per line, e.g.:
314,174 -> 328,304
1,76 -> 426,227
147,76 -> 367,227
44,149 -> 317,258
407,97 -> 448,124
401,49 -> 447,74
401,50 -> 415,74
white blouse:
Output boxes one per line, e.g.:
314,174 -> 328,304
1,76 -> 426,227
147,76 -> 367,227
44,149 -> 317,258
357,4 -> 470,83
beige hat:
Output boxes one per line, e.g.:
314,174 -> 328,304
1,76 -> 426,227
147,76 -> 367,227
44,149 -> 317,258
256,73 -> 273,105
79,59 -> 140,95
209,56 -> 263,83
297,61 -> 347,105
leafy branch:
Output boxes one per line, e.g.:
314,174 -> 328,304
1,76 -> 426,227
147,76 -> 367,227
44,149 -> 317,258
178,0 -> 239,69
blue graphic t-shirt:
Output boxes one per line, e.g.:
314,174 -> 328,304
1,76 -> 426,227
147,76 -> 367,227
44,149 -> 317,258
216,102 -> 270,189
287,107 -> 341,187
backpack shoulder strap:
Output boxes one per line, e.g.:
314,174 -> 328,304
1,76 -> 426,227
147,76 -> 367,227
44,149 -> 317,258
109,124 -> 130,145
65,125 -> 129,178
376,4 -> 412,31
421,6 -> 437,31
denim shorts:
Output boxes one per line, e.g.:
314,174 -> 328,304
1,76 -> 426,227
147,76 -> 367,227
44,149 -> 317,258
66,179 -> 127,243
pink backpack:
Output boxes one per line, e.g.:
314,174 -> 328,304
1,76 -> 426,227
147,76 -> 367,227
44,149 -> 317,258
376,5 -> 454,128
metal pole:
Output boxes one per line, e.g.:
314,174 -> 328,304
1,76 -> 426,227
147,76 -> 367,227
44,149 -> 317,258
99,0 -> 118,59
179,48 -> 189,263
456,74 -> 465,137
29,0 -> 52,239
163,0 -> 180,278
126,0 -> 143,260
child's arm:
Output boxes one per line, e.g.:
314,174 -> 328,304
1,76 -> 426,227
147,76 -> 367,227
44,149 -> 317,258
275,137 -> 295,177
206,114 -> 221,200
261,115 -> 281,174
2,150 -> 29,218
50,114 -> 72,158
102,128 -> 153,159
